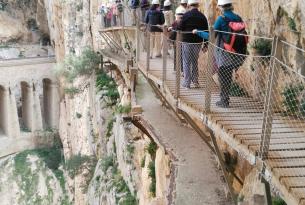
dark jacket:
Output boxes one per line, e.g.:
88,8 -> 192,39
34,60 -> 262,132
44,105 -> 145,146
169,20 -> 179,41
177,8 -> 208,43
145,9 -> 165,32
130,0 -> 139,9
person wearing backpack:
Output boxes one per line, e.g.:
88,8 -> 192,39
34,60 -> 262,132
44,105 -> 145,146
193,0 -> 247,107
144,0 -> 165,58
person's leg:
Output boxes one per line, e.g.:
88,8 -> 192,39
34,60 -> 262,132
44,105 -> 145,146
191,44 -> 201,85
155,32 -> 162,57
113,15 -> 117,26
182,44 -> 191,88
132,9 -> 136,25
217,65 -> 233,107
150,32 -> 155,58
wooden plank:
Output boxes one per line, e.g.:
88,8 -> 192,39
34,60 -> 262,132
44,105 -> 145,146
272,167 -> 305,177
267,159 -> 305,168
268,150 -> 305,159
231,128 -> 304,135
243,137 -> 305,146
249,143 -> 305,152
280,177 -> 305,188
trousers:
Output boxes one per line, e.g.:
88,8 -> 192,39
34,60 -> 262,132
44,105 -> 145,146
182,43 -> 201,87
218,65 -> 234,104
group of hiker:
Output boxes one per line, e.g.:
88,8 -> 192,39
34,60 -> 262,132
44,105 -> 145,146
100,0 -> 248,108
140,0 -> 248,108
99,0 -> 124,28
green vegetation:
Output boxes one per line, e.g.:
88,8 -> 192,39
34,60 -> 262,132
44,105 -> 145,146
65,153 -> 97,193
146,141 -> 157,160
55,47 -> 100,83
148,161 -> 156,197
272,196 -> 286,205
141,157 -> 145,168
115,104 -> 132,114
76,112 -> 82,119
64,87 -> 80,95
252,38 -> 272,56
230,82 -> 248,97
0,44 -> 9,48
126,144 -> 135,155
282,84 -> 304,115
96,71 -> 120,106
13,137 -> 69,204
287,17 -> 297,31
76,2 -> 83,11
0,1 -> 8,11
100,155 -> 138,205
106,117 -> 116,139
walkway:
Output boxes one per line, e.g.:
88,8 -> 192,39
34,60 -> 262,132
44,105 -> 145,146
99,26 -> 305,204
136,74 -> 231,205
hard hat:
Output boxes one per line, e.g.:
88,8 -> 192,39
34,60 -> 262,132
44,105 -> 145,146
180,0 -> 188,4
187,0 -> 200,5
175,6 -> 186,15
217,0 -> 233,6
164,0 -> 171,7
151,0 -> 160,4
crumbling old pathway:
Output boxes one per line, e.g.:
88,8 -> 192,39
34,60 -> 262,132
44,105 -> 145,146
136,75 -> 231,205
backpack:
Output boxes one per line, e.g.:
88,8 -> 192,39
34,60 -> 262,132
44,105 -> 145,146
222,16 -> 248,55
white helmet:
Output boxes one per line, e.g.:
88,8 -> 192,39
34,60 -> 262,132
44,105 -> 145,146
180,0 -> 188,4
187,0 -> 200,5
164,0 -> 171,6
217,0 -> 233,6
151,0 -> 160,4
175,6 -> 186,15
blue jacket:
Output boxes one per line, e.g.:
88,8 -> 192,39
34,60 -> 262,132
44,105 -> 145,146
145,9 -> 165,32
177,8 -> 208,43
214,11 -> 241,38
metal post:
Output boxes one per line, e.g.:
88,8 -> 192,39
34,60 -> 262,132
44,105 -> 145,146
162,26 -> 168,85
204,29 -> 216,113
136,18 -> 140,63
175,31 -> 182,99
259,36 -> 282,160
146,30 -> 150,72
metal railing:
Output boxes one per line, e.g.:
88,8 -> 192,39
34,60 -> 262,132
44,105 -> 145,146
99,12 -> 305,203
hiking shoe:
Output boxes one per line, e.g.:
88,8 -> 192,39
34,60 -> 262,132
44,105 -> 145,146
216,101 -> 229,108
155,54 -> 162,58
193,82 -> 200,88
182,83 -> 190,89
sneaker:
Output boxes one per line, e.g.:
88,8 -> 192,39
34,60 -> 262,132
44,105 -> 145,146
181,72 -> 184,77
155,54 -> 162,58
193,82 -> 200,88
216,101 -> 229,108
182,83 -> 190,89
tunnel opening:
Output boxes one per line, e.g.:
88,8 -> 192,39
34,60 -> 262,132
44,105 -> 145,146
19,81 -> 32,132
43,78 -> 52,129
0,85 -> 8,136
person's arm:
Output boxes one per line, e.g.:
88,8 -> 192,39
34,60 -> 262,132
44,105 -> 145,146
144,10 -> 149,24
192,30 -> 209,40
213,16 -> 223,37
160,12 -> 165,25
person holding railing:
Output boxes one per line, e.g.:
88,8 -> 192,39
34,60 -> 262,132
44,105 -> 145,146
168,6 -> 186,72
144,0 -> 165,58
193,0 -> 247,107
140,0 -> 150,23
177,0 -> 209,89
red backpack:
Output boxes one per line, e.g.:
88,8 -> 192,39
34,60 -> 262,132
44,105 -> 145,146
222,16 -> 248,55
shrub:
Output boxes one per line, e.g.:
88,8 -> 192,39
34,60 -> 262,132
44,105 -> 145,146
272,197 -> 286,205
101,155 -> 114,173
148,161 -> 156,197
287,17 -> 297,31
252,39 -> 272,56
65,154 -> 96,178
146,141 -> 157,160
115,104 -> 132,114
282,84 -> 304,115
141,157 -> 145,168
54,47 -> 100,83
64,87 -> 80,95
96,72 -> 120,106
126,144 -> 135,156
76,112 -> 82,118
106,118 -> 116,139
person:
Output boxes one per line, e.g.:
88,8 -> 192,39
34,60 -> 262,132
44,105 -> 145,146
177,0 -> 208,89
175,0 -> 187,14
140,0 -> 150,23
163,0 -> 174,27
194,0 -> 246,107
116,0 -> 124,26
144,0 -> 165,58
168,6 -> 186,72
130,0 -> 140,25
112,2 -> 118,26
106,7 -> 113,27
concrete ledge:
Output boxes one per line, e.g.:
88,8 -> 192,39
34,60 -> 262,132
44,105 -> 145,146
0,132 -> 56,158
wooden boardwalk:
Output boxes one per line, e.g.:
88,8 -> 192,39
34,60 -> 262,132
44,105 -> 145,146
137,51 -> 305,205
101,46 -> 305,204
